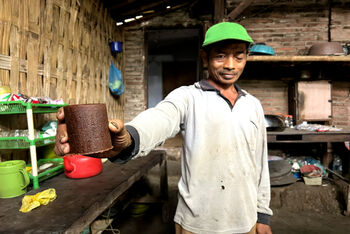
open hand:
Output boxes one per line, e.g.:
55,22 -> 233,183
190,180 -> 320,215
108,119 -> 132,156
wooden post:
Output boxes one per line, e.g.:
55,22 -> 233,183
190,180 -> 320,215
214,0 -> 225,23
9,25 -> 19,93
346,184 -> 350,216
227,0 -> 253,20
323,142 -> 333,168
160,151 -> 168,200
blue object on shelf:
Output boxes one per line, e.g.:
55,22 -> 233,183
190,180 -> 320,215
110,41 -> 123,53
249,43 -> 275,55
293,171 -> 301,178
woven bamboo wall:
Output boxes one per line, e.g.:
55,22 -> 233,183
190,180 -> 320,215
0,0 -> 124,118
0,0 -> 124,161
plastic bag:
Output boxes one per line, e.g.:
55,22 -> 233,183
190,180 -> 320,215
19,188 -> 57,213
108,62 -> 124,96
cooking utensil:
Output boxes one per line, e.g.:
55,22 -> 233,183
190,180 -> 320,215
63,154 -> 102,179
269,159 -> 297,186
249,43 -> 275,55
264,115 -> 285,131
308,42 -> 344,56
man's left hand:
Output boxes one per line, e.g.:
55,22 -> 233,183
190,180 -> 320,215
256,223 -> 272,234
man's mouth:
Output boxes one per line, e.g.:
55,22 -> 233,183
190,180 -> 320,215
220,72 -> 237,79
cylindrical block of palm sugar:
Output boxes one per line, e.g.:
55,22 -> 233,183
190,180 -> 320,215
64,104 -> 113,156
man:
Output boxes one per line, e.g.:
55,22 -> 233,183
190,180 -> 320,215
55,22 -> 273,234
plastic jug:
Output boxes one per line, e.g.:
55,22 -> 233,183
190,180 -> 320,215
0,160 -> 30,198
63,154 -> 102,179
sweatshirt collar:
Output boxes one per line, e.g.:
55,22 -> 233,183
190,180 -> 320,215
197,79 -> 246,97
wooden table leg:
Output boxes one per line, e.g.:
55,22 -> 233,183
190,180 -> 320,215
323,142 -> 333,168
159,152 -> 170,223
159,151 -> 168,200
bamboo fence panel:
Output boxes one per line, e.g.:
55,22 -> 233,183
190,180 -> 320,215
0,0 -> 124,161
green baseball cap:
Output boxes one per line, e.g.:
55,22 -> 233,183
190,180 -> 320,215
202,22 -> 254,47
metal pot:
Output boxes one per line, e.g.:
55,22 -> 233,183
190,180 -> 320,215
264,115 -> 285,131
308,42 -> 344,56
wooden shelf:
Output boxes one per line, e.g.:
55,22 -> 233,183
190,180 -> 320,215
247,55 -> 350,62
0,101 -> 66,189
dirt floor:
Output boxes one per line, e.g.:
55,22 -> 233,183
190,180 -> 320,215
101,159 -> 350,234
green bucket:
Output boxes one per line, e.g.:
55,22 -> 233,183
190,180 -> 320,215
0,160 -> 30,198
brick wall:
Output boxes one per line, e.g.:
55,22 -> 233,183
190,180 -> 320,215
331,7 -> 350,41
331,81 -> 350,127
237,79 -> 289,115
229,1 -> 350,55
123,27 -> 147,122
239,6 -> 329,56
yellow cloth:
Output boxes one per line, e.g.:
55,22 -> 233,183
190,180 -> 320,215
19,188 -> 57,213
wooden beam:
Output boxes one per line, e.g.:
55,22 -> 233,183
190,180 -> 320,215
347,184 -> 350,216
214,0 -> 225,23
247,55 -> 350,62
120,1 -> 192,27
110,0 -> 171,21
107,0 -> 139,10
227,0 -> 253,20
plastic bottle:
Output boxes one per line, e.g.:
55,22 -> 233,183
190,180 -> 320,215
288,115 -> 294,128
283,115 -> 290,127
332,155 -> 343,174
283,115 -> 294,128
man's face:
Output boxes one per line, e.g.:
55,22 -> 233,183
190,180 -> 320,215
202,41 -> 248,88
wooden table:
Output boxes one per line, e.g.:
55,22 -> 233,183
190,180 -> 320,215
268,128 -> 350,215
0,150 -> 168,234
267,128 -> 350,167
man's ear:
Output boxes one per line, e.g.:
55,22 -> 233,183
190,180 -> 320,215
200,49 -> 208,68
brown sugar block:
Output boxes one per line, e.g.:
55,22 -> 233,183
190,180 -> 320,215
64,104 -> 113,156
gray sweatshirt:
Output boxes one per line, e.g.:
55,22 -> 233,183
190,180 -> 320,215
121,80 -> 272,233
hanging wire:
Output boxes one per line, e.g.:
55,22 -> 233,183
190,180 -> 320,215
95,207 -> 120,234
